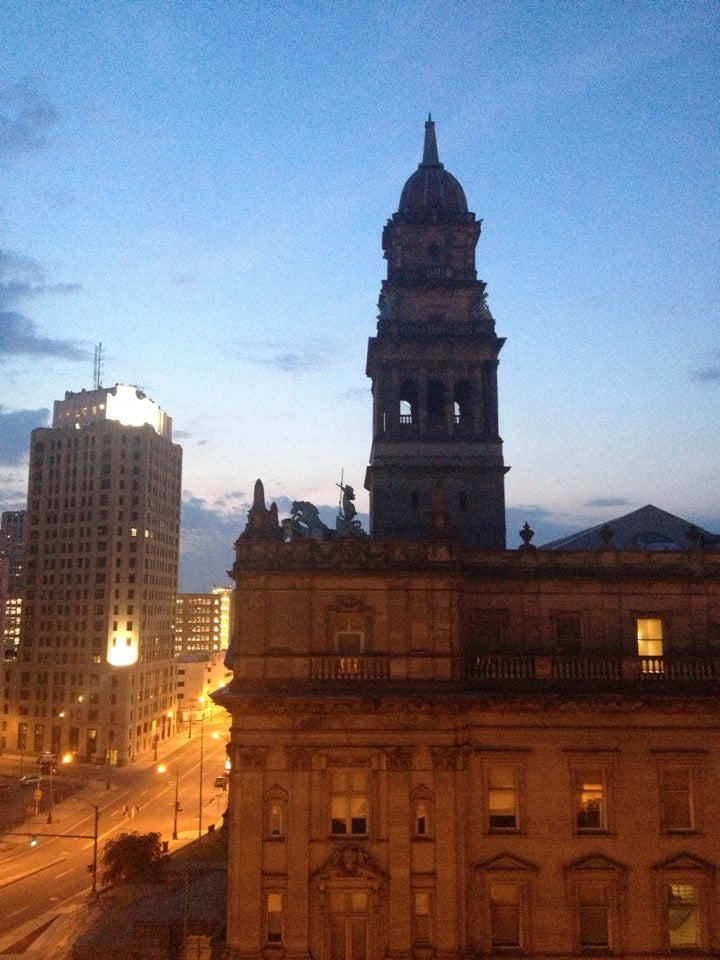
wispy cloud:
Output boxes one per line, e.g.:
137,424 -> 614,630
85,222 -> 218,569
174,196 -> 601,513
584,497 -> 633,509
0,79 -> 59,156
0,251 -> 86,362
239,340 -> 338,373
0,405 -> 49,466
693,358 -> 720,382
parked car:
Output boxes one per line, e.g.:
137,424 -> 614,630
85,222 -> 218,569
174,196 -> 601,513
214,774 -> 228,790
19,775 -> 41,787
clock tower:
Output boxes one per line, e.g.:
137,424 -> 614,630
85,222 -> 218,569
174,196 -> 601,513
365,116 -> 507,547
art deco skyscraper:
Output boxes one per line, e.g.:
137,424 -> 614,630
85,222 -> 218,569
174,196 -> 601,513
10,383 -> 182,765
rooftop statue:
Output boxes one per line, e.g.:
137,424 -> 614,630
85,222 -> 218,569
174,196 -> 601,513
284,500 -> 330,541
336,481 -> 367,538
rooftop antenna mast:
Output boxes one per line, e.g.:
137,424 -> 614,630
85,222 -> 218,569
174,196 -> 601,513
93,343 -> 104,390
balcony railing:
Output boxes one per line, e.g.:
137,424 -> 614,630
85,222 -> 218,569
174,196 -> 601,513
237,653 -> 719,688
467,655 -> 719,683
310,656 -> 391,681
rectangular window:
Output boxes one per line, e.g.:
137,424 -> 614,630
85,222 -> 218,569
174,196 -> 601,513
269,801 -> 283,838
660,768 -> 694,832
415,800 -> 429,837
575,769 -> 606,831
667,884 -> 700,948
488,766 -> 518,831
330,771 -> 368,836
413,890 -> 432,943
266,892 -> 284,944
335,613 -> 365,655
555,615 -> 583,653
637,618 -> 663,657
490,883 -> 521,948
578,882 -> 610,948
330,890 -> 368,960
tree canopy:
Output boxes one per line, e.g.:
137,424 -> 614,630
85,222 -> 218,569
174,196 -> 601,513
101,831 -> 164,885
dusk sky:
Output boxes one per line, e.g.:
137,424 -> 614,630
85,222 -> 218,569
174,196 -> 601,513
1,1 -> 718,591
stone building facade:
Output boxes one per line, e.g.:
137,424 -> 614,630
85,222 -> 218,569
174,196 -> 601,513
216,121 -> 720,960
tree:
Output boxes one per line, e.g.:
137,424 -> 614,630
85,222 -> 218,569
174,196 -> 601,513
101,831 -> 164,885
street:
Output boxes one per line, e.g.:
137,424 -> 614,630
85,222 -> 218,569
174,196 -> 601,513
0,711 -> 230,950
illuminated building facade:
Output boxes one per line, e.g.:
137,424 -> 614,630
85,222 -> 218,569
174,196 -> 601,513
1,510 -> 26,658
174,587 -> 232,655
6,384 -> 182,765
216,120 -> 720,960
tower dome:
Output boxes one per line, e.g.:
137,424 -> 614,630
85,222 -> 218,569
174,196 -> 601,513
398,115 -> 468,218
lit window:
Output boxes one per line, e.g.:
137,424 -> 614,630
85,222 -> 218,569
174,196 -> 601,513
660,768 -> 694,832
330,771 -> 368,836
266,892 -> 284,943
488,766 -> 519,831
637,618 -> 663,657
667,884 -> 700,948
574,769 -> 606,832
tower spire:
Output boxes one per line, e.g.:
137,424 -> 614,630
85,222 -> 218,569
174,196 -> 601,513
421,113 -> 441,167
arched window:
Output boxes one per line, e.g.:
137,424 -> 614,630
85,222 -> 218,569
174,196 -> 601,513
399,380 -> 417,425
411,785 -> 435,838
454,380 -> 471,426
264,785 -> 288,840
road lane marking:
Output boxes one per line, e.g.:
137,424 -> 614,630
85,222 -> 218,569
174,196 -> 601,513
0,856 -> 67,889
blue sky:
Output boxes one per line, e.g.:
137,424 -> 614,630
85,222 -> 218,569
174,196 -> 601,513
1,0 -> 718,590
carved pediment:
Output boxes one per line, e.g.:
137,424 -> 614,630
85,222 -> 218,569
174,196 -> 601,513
653,852 -> 716,876
475,853 -> 538,873
565,852 -> 627,874
312,844 -> 388,881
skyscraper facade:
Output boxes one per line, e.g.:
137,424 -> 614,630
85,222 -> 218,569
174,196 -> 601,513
174,587 -> 233,655
7,383 -> 182,765
1,510 -> 26,658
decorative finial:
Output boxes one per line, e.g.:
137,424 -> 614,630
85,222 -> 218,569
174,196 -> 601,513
422,115 -> 441,167
239,479 -> 283,542
519,522 -> 536,549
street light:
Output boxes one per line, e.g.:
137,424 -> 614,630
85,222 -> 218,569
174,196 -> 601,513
46,764 -> 55,825
158,764 -> 180,840
75,798 -> 100,897
198,697 -> 205,842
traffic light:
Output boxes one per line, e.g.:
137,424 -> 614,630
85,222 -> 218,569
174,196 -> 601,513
30,835 -> 38,847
